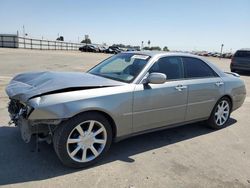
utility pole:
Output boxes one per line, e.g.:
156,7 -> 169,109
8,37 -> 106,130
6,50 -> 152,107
22,25 -> 28,37
220,44 -> 224,58
23,25 -> 26,48
22,25 -> 25,37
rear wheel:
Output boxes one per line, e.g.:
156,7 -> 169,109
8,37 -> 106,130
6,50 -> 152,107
53,112 -> 112,168
207,97 -> 231,129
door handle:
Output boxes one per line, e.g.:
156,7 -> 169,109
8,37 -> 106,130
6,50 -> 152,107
175,85 -> 187,91
215,81 -> 224,87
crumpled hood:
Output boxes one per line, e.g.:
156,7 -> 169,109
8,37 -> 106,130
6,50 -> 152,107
5,71 -> 124,102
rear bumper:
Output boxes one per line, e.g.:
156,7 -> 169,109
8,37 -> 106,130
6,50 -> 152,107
231,64 -> 250,71
232,93 -> 246,111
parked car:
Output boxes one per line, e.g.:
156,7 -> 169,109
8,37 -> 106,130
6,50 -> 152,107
104,47 -> 115,54
207,52 -> 213,56
231,49 -> 250,72
224,53 -> 232,59
196,51 -> 208,56
97,45 -> 108,53
225,53 -> 233,59
105,46 -> 123,54
6,52 -> 246,168
79,44 -> 99,52
127,47 -> 140,52
202,52 -> 209,56
211,52 -> 221,57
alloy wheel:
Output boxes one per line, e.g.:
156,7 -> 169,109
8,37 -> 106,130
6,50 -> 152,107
66,120 -> 107,163
214,100 -> 230,126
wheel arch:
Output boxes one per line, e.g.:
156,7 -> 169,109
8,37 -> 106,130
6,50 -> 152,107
220,94 -> 233,111
208,94 -> 233,118
73,110 -> 117,139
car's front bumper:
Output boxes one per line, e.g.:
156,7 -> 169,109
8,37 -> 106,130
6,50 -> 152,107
8,99 -> 61,143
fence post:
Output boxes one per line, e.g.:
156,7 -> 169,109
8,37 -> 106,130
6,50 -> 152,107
40,40 -> 42,50
48,41 -> 49,50
1,36 -> 3,47
16,36 -> 19,48
24,37 -> 26,48
31,39 -> 33,49
66,43 -> 68,50
13,36 -> 16,48
55,41 -> 56,50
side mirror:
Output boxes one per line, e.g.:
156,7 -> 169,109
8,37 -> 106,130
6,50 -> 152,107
146,72 -> 166,84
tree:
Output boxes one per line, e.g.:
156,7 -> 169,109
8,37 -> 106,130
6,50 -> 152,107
143,46 -> 150,50
56,36 -> 64,41
147,40 -> 151,47
81,38 -> 91,44
150,46 -> 161,51
163,46 -> 169,51
143,46 -> 161,51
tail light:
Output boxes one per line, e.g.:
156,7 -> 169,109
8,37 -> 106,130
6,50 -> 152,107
230,58 -> 234,64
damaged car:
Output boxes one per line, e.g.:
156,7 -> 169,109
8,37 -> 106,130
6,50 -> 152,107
6,52 -> 246,168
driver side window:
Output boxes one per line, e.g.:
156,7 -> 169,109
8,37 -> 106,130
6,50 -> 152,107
149,57 -> 184,80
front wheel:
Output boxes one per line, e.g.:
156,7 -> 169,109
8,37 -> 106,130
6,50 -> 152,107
207,97 -> 232,129
53,112 -> 112,168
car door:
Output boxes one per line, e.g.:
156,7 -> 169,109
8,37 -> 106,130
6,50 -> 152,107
132,56 -> 188,133
181,57 -> 225,121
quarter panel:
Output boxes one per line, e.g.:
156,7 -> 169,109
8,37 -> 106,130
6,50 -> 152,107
222,75 -> 246,111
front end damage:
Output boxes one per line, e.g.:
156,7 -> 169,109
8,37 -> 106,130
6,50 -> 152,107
5,71 -> 124,144
8,99 -> 61,143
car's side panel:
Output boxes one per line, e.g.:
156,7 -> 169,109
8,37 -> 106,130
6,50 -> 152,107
184,77 -> 225,121
132,81 -> 187,132
28,85 -> 135,138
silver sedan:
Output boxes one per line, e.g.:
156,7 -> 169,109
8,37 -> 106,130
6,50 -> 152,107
6,51 -> 246,168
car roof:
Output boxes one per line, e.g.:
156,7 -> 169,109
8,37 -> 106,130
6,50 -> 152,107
123,50 -> 226,79
123,50 -> 199,59
237,48 -> 250,51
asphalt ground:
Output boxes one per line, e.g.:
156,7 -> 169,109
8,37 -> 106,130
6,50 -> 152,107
0,48 -> 249,188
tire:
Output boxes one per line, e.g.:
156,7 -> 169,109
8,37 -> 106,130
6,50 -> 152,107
53,112 -> 113,168
207,97 -> 232,129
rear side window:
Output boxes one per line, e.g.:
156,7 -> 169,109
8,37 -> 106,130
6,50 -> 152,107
149,56 -> 184,80
182,57 -> 216,78
234,51 -> 250,58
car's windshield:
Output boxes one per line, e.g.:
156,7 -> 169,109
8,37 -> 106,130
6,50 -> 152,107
88,53 -> 150,83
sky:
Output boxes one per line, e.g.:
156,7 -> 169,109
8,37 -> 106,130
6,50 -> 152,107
1,0 -> 250,52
